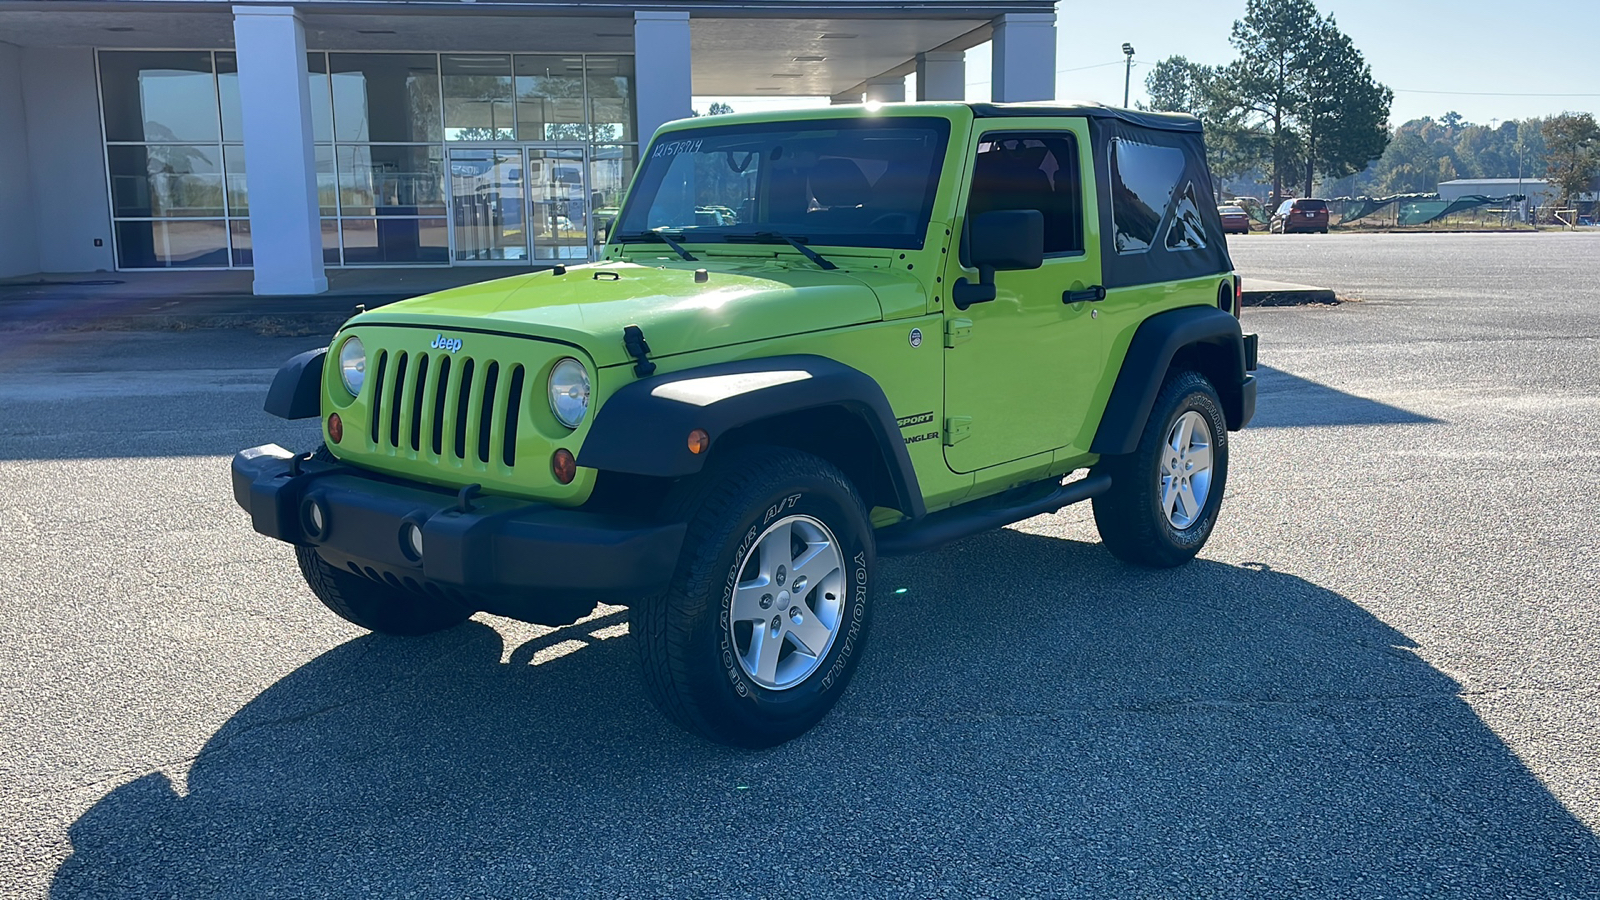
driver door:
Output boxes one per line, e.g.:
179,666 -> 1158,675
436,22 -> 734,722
941,119 -> 1104,474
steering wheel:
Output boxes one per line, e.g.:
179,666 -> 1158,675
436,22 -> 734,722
869,212 -> 913,230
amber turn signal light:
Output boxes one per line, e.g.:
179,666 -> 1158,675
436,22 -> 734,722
327,412 -> 343,443
687,428 -> 709,455
552,448 -> 576,484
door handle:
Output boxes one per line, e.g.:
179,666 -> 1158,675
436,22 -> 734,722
1063,285 -> 1106,304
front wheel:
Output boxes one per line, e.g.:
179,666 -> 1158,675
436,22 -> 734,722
1092,370 -> 1229,568
632,447 -> 874,748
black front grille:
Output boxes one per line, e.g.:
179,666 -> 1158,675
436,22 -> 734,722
368,350 -> 524,467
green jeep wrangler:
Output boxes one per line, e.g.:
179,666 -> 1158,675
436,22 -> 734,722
233,102 -> 1258,747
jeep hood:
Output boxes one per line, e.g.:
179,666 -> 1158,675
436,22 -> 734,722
354,261 -> 889,367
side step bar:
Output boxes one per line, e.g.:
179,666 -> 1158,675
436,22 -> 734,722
875,472 -> 1112,557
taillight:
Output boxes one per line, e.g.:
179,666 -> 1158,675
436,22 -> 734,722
1233,276 -> 1243,319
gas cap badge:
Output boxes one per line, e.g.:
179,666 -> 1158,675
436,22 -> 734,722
430,334 -> 463,353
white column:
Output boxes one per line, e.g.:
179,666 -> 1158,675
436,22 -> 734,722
991,12 -> 1057,102
233,6 -> 326,294
634,10 -> 693,143
915,51 -> 965,101
863,76 -> 906,104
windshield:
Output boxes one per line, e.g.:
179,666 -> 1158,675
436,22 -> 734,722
614,117 -> 951,250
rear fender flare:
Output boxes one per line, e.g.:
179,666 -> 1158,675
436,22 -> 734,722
1092,305 -> 1247,456
577,355 -> 925,519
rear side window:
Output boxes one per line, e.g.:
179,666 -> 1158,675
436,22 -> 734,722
1296,199 -> 1328,211
968,132 -> 1084,255
1108,139 -> 1189,253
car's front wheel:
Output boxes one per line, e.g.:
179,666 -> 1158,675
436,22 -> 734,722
1092,370 -> 1229,568
632,447 -> 874,748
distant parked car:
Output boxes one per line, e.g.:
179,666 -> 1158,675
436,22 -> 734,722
1271,198 -> 1329,234
1217,204 -> 1252,234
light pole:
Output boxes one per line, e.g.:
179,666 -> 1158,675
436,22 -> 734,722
1122,43 -> 1135,108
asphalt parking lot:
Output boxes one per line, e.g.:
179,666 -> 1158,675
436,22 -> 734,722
3,232 -> 1599,898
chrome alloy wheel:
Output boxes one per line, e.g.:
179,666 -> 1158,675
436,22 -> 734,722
730,514 -> 846,691
1160,410 -> 1214,529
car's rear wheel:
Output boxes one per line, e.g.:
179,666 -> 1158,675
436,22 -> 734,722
632,446 -> 874,748
1092,370 -> 1229,568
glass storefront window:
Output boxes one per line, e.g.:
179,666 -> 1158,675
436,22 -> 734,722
337,145 -> 445,216
330,53 -> 442,143
514,55 -> 586,142
589,144 -> 637,244
114,219 -> 230,268
585,56 -> 636,143
442,54 -> 514,141
340,217 -> 449,265
217,52 -> 333,144
100,51 -> 219,144
108,144 -> 225,218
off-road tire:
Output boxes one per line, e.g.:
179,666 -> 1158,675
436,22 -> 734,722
632,446 -> 875,748
292,444 -> 472,636
295,546 -> 473,636
1092,370 -> 1229,568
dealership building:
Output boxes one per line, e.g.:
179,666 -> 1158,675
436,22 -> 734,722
0,0 -> 1059,294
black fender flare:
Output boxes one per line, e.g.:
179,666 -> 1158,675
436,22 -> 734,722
1091,305 -> 1249,456
577,355 -> 926,520
264,347 -> 327,420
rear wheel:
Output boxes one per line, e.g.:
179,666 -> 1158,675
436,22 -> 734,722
632,447 -> 874,748
1092,370 -> 1229,568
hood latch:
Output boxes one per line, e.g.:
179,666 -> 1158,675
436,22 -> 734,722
622,324 -> 656,378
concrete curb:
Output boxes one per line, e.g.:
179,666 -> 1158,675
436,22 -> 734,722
1240,279 -> 1339,307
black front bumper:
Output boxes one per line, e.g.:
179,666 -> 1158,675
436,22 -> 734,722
232,445 -> 686,620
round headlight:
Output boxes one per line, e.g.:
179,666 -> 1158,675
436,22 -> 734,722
338,336 -> 365,396
548,357 -> 591,429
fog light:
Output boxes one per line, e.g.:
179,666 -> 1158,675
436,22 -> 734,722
552,448 -> 576,484
328,412 -> 343,444
303,499 -> 328,538
400,522 -> 424,561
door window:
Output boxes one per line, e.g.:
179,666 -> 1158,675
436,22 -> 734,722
967,133 -> 1084,255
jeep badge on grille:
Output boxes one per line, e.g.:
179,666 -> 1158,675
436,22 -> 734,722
430,334 -> 463,353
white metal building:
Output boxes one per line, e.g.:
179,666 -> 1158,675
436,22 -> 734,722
0,0 -> 1060,294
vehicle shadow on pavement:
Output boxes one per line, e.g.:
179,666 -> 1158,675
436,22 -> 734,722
1251,364 -> 1442,429
52,531 -> 1600,898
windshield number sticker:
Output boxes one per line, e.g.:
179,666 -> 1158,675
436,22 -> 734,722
652,139 -> 703,159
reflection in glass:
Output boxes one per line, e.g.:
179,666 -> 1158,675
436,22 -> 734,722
114,219 -> 229,267
330,53 -> 442,143
216,52 -> 333,144
450,149 -> 527,261
589,145 -> 636,244
1165,182 -> 1208,251
585,56 -> 635,143
337,145 -> 445,216
99,51 -> 219,143
108,144 -> 225,218
1109,139 -> 1186,253
527,148 -> 589,260
341,217 -> 449,265
443,54 -> 514,141
514,55 -> 586,142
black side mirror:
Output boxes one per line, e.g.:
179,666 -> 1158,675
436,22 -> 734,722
953,209 -> 1045,309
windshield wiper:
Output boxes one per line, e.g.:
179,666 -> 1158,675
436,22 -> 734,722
725,232 -> 838,271
615,230 -> 697,262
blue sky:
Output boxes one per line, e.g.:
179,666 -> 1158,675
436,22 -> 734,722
702,0 -> 1600,127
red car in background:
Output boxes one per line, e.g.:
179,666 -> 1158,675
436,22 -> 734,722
1217,204 -> 1252,234
1271,198 -> 1330,234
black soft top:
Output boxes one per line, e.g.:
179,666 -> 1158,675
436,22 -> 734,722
969,102 -> 1203,134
